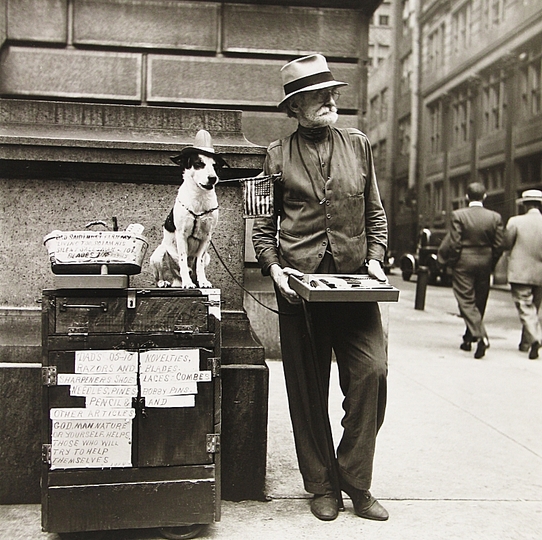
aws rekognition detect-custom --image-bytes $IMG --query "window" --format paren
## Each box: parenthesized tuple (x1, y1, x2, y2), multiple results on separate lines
(381, 88, 389, 122)
(483, 0, 507, 30)
(398, 115, 411, 157)
(482, 70, 507, 133)
(427, 23, 446, 73)
(400, 53, 412, 95)
(434, 182, 444, 215)
(451, 174, 469, 209)
(428, 101, 442, 154)
(519, 46, 542, 119)
(379, 15, 390, 26)
(479, 165, 504, 192)
(452, 1, 472, 54)
(451, 88, 472, 147)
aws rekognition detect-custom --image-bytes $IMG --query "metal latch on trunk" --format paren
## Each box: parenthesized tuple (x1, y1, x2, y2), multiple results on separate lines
(127, 290, 137, 309)
(207, 357, 221, 377)
(206, 434, 220, 453)
(42, 366, 57, 386)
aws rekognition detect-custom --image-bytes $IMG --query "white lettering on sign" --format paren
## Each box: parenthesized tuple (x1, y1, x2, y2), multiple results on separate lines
(50, 408, 136, 420)
(70, 385, 138, 397)
(57, 373, 137, 386)
(140, 381, 198, 396)
(85, 396, 133, 408)
(139, 349, 199, 373)
(50, 418, 132, 469)
(145, 395, 195, 408)
(75, 350, 138, 374)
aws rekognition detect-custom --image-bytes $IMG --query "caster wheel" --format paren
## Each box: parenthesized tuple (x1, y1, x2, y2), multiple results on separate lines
(158, 524, 206, 540)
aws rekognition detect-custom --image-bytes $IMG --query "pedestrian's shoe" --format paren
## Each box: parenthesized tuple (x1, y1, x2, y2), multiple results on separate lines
(519, 343, 530, 353)
(339, 478, 389, 521)
(474, 339, 487, 359)
(460, 341, 472, 351)
(310, 493, 339, 521)
(529, 341, 540, 360)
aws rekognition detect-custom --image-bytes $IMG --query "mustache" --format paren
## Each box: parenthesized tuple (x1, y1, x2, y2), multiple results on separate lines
(318, 106, 338, 115)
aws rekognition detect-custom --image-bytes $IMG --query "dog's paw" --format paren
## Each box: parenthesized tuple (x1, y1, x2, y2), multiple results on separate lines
(198, 280, 213, 288)
(156, 280, 171, 288)
(181, 281, 197, 289)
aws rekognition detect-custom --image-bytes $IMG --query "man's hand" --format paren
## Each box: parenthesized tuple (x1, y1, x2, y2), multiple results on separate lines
(270, 264, 304, 304)
(367, 259, 388, 283)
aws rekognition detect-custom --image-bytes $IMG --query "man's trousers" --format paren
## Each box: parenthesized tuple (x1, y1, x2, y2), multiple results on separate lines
(510, 283, 542, 347)
(275, 290, 388, 495)
(452, 247, 493, 342)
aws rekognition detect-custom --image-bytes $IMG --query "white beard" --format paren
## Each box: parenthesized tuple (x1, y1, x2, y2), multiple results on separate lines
(302, 107, 338, 127)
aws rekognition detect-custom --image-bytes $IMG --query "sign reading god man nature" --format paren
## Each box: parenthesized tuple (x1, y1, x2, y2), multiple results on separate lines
(50, 350, 138, 470)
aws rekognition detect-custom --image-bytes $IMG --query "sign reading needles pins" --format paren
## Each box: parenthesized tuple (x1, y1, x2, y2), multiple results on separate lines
(49, 348, 210, 469)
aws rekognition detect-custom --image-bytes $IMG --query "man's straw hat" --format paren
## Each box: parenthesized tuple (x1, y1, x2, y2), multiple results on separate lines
(516, 189, 542, 204)
(278, 54, 348, 107)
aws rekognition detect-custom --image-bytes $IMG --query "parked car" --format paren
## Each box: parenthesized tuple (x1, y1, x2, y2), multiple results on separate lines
(399, 228, 452, 285)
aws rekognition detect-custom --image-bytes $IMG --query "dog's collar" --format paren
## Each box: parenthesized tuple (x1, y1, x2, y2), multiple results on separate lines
(179, 201, 218, 218)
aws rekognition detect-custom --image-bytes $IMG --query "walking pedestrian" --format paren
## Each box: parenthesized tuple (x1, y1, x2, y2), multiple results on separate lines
(437, 182, 504, 358)
(252, 54, 389, 522)
(504, 189, 542, 360)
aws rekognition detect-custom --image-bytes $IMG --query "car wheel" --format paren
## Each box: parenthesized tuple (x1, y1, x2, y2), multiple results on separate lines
(402, 270, 412, 281)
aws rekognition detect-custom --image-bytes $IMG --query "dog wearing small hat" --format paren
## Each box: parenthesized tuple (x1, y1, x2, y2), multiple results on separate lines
(150, 130, 227, 288)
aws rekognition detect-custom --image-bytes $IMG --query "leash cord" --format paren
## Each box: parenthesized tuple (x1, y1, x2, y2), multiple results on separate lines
(210, 240, 293, 317)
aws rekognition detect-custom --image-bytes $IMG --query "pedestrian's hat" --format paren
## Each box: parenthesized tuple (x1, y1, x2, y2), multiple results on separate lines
(278, 54, 348, 108)
(516, 189, 542, 204)
(171, 129, 228, 167)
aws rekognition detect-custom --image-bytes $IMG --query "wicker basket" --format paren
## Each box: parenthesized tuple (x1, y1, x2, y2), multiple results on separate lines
(44, 229, 148, 275)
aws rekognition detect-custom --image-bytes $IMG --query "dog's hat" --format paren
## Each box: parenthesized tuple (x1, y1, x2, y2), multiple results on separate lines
(278, 53, 348, 108)
(516, 189, 542, 204)
(171, 129, 228, 167)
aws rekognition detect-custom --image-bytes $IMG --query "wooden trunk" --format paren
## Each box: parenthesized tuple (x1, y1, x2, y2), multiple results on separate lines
(41, 287, 221, 534)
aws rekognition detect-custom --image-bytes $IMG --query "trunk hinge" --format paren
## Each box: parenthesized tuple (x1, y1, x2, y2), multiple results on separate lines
(42, 444, 52, 464)
(42, 366, 57, 386)
(206, 434, 220, 453)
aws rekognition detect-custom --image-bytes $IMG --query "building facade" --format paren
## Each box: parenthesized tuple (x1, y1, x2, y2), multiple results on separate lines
(369, 0, 542, 259)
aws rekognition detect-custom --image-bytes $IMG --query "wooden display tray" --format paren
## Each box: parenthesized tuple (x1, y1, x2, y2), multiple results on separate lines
(289, 274, 400, 303)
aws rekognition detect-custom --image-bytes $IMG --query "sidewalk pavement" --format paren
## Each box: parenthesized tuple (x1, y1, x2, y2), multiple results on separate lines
(1, 274, 541, 540)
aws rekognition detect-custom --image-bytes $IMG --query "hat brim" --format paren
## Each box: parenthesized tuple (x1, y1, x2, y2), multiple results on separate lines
(278, 80, 348, 108)
(171, 146, 228, 167)
(516, 197, 542, 204)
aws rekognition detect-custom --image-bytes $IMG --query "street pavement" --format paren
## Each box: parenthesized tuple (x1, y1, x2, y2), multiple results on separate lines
(1, 272, 541, 539)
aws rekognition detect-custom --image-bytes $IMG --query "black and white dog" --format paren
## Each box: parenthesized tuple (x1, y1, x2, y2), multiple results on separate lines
(150, 130, 227, 288)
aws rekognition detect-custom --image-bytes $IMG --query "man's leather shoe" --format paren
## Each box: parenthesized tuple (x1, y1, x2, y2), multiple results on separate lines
(310, 493, 338, 521)
(460, 341, 472, 351)
(474, 339, 487, 359)
(529, 341, 540, 360)
(339, 478, 389, 521)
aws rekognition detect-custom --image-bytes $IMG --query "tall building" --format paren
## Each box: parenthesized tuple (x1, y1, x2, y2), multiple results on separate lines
(368, 0, 542, 260)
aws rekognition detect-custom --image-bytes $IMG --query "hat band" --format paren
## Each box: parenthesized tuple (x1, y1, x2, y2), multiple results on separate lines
(284, 71, 335, 96)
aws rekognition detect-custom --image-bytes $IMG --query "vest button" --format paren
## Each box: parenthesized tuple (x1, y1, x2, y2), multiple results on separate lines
(318, 253, 323, 258)
(326, 214, 331, 219)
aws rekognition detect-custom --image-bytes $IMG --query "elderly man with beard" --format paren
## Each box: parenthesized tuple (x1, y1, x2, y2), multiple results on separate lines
(252, 54, 389, 522)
